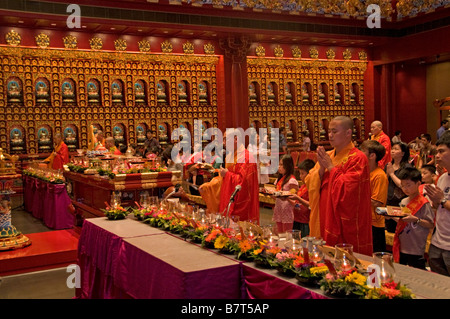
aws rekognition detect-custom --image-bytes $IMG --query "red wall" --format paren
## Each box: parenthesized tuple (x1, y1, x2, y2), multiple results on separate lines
(390, 64, 427, 143)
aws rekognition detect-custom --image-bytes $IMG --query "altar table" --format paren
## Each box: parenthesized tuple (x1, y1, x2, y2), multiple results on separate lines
(22, 175, 74, 230)
(76, 217, 242, 299)
(76, 217, 450, 299)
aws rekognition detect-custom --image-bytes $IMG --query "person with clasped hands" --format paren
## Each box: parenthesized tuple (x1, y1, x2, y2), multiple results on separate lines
(424, 131, 450, 276)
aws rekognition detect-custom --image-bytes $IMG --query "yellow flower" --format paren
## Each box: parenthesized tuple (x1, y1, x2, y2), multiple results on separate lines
(310, 266, 329, 275)
(253, 248, 263, 255)
(345, 271, 367, 286)
(214, 235, 229, 249)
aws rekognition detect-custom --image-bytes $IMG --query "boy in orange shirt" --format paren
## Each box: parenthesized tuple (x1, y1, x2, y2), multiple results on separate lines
(360, 140, 389, 253)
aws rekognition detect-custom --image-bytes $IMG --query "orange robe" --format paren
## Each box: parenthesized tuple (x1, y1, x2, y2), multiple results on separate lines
(45, 141, 69, 170)
(371, 131, 392, 169)
(306, 142, 373, 255)
(219, 148, 260, 223)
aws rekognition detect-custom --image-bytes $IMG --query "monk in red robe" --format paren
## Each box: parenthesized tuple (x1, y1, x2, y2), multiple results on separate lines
(370, 120, 391, 169)
(199, 132, 259, 223)
(44, 133, 69, 170)
(306, 116, 373, 255)
(219, 135, 259, 223)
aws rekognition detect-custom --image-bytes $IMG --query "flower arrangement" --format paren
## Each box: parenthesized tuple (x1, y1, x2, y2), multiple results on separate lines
(23, 168, 65, 184)
(319, 270, 415, 299)
(67, 163, 88, 173)
(250, 241, 283, 268)
(101, 204, 129, 220)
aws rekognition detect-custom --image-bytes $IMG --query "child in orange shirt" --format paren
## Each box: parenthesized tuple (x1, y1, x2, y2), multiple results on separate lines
(360, 140, 389, 253)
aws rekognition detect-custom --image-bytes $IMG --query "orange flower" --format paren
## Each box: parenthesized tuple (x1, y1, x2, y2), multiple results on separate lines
(379, 287, 401, 299)
(239, 240, 252, 253)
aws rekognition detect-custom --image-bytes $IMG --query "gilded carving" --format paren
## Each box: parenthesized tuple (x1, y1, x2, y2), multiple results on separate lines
(89, 37, 103, 50)
(5, 30, 21, 46)
(63, 35, 78, 49)
(203, 43, 215, 55)
(35, 34, 50, 48)
(114, 39, 127, 51)
(138, 40, 151, 52)
(255, 45, 265, 57)
(343, 48, 352, 60)
(274, 45, 283, 58)
(309, 47, 319, 59)
(291, 46, 301, 58)
(183, 41, 194, 54)
(161, 40, 173, 53)
(326, 48, 336, 60)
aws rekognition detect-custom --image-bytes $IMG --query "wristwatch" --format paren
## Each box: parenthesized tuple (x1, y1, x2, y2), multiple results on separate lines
(440, 198, 447, 208)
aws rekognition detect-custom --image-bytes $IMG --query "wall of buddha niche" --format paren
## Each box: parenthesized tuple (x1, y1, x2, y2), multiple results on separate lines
(0, 32, 219, 155)
(248, 45, 367, 147)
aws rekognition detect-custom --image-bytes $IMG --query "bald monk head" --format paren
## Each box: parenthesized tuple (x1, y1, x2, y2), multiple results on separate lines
(329, 116, 354, 153)
(370, 120, 383, 137)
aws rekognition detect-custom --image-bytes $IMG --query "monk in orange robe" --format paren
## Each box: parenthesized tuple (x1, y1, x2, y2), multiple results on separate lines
(370, 120, 391, 169)
(44, 133, 69, 170)
(306, 116, 373, 255)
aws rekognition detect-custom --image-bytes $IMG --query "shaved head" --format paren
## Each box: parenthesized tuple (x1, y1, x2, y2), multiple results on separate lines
(332, 116, 354, 132)
(371, 121, 382, 129)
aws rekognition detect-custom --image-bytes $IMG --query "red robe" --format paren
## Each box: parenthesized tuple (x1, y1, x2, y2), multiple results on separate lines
(46, 141, 69, 170)
(306, 142, 373, 255)
(371, 131, 392, 169)
(219, 148, 259, 223)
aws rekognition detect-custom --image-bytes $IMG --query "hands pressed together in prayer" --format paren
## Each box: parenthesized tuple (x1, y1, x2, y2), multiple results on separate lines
(316, 146, 334, 178)
(424, 183, 445, 208)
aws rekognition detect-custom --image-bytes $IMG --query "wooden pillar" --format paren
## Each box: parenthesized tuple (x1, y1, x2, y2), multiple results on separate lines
(217, 36, 250, 131)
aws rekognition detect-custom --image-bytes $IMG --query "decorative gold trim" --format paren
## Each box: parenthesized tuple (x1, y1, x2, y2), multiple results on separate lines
(63, 35, 78, 49)
(138, 40, 151, 52)
(291, 46, 301, 58)
(358, 50, 367, 61)
(255, 45, 265, 57)
(161, 40, 173, 53)
(203, 43, 215, 55)
(183, 41, 194, 54)
(343, 48, 352, 60)
(89, 37, 103, 50)
(274, 45, 283, 58)
(35, 33, 50, 49)
(309, 47, 319, 59)
(326, 48, 336, 60)
(114, 39, 127, 51)
(6, 30, 21, 46)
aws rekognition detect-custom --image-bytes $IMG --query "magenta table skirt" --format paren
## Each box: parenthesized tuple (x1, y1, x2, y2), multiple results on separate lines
(76, 217, 243, 299)
(23, 175, 74, 229)
(242, 264, 328, 299)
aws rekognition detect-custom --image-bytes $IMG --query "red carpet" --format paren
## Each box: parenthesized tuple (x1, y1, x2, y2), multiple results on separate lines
(0, 230, 79, 276)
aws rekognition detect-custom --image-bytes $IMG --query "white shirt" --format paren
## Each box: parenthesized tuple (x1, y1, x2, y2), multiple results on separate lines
(432, 173, 450, 251)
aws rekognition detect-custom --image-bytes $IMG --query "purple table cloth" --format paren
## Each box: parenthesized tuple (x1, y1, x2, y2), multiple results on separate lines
(242, 264, 328, 299)
(76, 218, 242, 299)
(76, 217, 165, 299)
(44, 182, 74, 229)
(24, 175, 73, 230)
(114, 235, 242, 299)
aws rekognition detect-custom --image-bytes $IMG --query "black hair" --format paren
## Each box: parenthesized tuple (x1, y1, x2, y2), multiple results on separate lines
(391, 141, 410, 165)
(398, 166, 422, 183)
(436, 130, 450, 148)
(421, 164, 436, 175)
(278, 155, 295, 188)
(298, 159, 315, 173)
